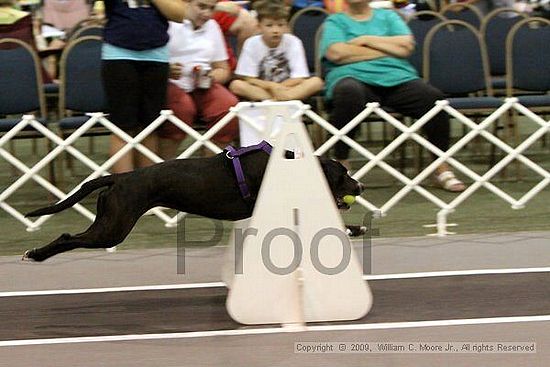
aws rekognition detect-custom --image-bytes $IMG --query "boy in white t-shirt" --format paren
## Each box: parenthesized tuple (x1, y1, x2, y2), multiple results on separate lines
(229, 0, 323, 101)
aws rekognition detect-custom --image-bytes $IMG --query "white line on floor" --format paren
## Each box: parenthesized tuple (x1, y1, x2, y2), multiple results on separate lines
(2, 266, 549, 297)
(1, 315, 550, 347)
(0, 282, 226, 297)
(364, 267, 550, 280)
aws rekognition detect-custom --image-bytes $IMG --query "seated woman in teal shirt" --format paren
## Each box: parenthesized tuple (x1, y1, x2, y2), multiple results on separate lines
(320, 0, 465, 192)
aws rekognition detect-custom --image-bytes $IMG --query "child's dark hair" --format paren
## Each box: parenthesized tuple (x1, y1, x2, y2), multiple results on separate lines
(253, 0, 288, 22)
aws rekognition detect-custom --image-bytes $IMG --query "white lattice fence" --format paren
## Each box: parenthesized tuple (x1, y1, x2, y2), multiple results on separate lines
(0, 99, 548, 236)
(307, 98, 550, 235)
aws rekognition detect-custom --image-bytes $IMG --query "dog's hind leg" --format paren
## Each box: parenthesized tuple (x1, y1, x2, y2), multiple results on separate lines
(23, 188, 146, 262)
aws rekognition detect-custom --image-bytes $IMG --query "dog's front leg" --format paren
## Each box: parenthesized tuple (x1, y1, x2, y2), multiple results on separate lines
(345, 225, 368, 237)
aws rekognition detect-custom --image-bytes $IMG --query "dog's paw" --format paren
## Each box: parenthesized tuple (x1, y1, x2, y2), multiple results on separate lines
(345, 225, 367, 237)
(21, 249, 38, 262)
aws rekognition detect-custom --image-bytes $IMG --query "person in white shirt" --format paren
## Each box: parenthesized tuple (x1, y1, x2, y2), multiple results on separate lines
(229, 0, 323, 101)
(159, 0, 239, 159)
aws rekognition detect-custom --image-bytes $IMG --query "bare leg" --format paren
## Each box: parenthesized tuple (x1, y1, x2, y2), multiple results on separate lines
(159, 138, 181, 160)
(110, 133, 159, 172)
(229, 79, 273, 101)
(135, 133, 159, 167)
(109, 134, 134, 173)
(435, 162, 450, 176)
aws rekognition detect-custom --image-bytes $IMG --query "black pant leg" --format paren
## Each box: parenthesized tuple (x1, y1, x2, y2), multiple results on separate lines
(383, 79, 450, 152)
(330, 78, 382, 160)
(137, 61, 169, 127)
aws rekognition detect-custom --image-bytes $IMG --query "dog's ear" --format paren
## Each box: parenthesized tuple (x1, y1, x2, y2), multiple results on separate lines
(318, 157, 342, 184)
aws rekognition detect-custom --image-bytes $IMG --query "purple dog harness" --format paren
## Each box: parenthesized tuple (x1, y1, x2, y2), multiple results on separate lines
(225, 140, 272, 200)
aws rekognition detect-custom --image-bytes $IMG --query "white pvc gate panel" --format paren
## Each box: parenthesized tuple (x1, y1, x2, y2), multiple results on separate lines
(0, 99, 548, 236)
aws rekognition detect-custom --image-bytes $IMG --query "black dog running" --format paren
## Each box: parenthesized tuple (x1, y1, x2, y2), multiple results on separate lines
(23, 142, 364, 262)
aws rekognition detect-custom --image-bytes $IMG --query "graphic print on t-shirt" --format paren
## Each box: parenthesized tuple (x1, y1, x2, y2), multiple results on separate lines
(258, 49, 290, 83)
(125, 0, 151, 8)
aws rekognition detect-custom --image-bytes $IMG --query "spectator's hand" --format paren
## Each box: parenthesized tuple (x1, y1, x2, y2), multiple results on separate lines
(214, 1, 242, 15)
(49, 38, 66, 51)
(169, 63, 183, 79)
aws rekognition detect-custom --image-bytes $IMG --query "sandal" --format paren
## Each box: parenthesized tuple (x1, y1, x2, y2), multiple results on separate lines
(434, 171, 466, 193)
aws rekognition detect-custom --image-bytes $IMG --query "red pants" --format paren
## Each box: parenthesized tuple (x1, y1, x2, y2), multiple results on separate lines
(160, 82, 239, 143)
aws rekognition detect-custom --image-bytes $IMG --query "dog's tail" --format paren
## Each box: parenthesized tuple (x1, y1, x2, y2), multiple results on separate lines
(25, 176, 116, 217)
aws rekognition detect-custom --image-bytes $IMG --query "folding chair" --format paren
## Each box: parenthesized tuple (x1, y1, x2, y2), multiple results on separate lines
(57, 35, 108, 179)
(289, 6, 329, 74)
(64, 16, 105, 40)
(289, 7, 329, 144)
(67, 24, 104, 41)
(480, 8, 528, 93)
(505, 17, 550, 163)
(406, 10, 447, 76)
(0, 38, 54, 181)
(424, 20, 502, 166)
(505, 17, 550, 111)
(440, 3, 483, 29)
(424, 20, 500, 111)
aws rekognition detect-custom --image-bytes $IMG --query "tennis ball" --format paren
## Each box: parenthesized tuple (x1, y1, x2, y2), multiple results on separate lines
(343, 195, 355, 205)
